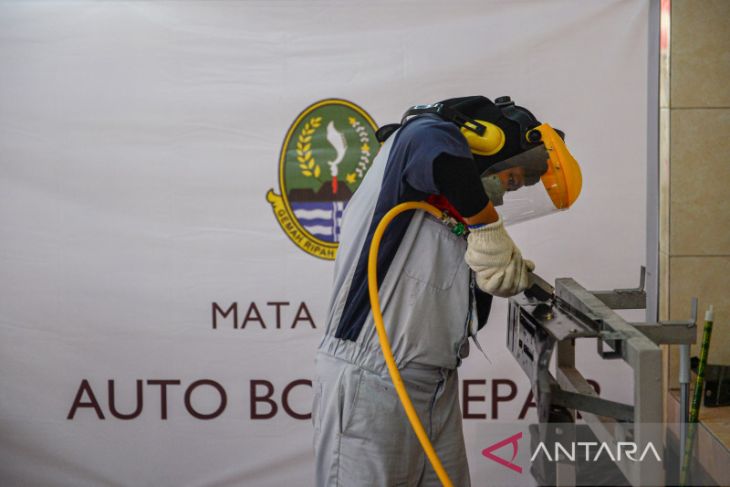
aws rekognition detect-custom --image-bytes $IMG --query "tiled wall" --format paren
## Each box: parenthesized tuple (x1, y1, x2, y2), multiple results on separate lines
(665, 0, 730, 387)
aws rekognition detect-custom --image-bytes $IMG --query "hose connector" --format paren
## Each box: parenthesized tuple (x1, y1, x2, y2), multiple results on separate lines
(439, 211, 468, 237)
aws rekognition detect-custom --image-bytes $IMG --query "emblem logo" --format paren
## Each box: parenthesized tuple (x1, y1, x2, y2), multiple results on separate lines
(482, 431, 523, 474)
(267, 99, 379, 259)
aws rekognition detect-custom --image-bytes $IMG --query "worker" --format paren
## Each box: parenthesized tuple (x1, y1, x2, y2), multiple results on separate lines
(312, 95, 564, 486)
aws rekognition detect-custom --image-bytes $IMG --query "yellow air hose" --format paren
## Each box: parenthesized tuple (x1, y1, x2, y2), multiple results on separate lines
(367, 201, 454, 487)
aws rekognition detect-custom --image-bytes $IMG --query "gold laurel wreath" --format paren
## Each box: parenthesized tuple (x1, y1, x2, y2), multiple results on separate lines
(297, 117, 322, 180)
(345, 117, 373, 184)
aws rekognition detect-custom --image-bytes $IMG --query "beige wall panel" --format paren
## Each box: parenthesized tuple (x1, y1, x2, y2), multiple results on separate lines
(669, 109, 730, 255)
(671, 0, 730, 107)
(670, 256, 730, 364)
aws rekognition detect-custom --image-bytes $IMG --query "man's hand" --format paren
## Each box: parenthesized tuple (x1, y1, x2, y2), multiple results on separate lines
(464, 216, 534, 297)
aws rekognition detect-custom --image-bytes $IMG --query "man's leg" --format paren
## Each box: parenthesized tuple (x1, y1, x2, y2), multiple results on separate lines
(418, 369, 470, 487)
(315, 354, 416, 486)
(315, 353, 464, 486)
(336, 364, 427, 486)
(313, 353, 363, 486)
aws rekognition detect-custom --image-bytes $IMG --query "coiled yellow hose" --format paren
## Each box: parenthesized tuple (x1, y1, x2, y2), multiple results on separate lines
(367, 201, 453, 487)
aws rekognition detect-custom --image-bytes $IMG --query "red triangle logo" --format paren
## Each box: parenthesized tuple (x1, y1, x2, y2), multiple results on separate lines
(481, 431, 523, 474)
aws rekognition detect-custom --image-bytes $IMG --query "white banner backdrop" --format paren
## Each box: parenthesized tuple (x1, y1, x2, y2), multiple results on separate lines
(0, 1, 648, 486)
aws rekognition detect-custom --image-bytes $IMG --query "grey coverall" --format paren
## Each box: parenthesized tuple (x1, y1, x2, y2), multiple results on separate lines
(313, 116, 487, 486)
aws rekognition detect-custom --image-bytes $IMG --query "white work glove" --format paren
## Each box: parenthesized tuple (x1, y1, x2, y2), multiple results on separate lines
(464, 216, 535, 297)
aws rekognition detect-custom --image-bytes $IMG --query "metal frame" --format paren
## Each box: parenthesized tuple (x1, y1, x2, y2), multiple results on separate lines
(507, 269, 696, 486)
(508, 4, 675, 484)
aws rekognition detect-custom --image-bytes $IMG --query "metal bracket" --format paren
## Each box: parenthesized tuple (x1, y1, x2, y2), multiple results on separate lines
(632, 298, 698, 345)
(615, 265, 646, 294)
(590, 266, 647, 310)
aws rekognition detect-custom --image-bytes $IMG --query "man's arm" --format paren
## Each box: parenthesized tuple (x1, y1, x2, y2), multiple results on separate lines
(432, 152, 532, 297)
(432, 154, 499, 225)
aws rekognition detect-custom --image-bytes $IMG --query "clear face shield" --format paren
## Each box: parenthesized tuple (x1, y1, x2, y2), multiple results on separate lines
(480, 124, 582, 225)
